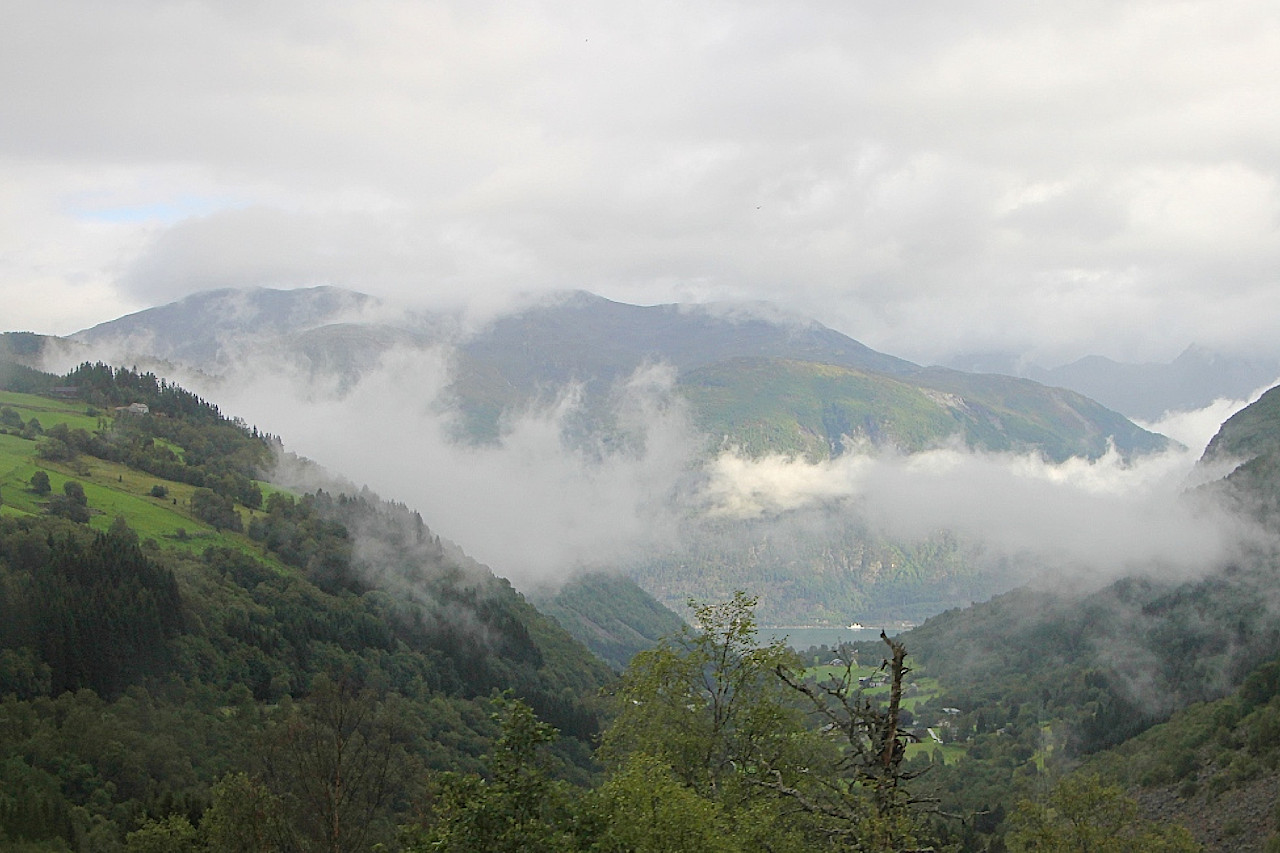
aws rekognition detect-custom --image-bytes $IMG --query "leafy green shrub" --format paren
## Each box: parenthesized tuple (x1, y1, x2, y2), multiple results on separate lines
(190, 488, 242, 532)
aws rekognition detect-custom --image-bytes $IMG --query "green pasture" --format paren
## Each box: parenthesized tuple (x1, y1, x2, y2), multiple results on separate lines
(804, 665, 943, 709)
(901, 676, 942, 712)
(904, 742, 966, 764)
(0, 390, 102, 432)
(0, 391, 288, 568)
(800, 660, 965, 764)
(0, 432, 48, 514)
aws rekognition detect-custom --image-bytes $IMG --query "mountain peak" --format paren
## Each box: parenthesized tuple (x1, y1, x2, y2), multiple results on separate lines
(71, 285, 379, 366)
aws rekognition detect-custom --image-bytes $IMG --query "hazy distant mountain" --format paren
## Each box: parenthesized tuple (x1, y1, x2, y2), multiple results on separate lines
(450, 291, 1165, 460)
(71, 285, 380, 367)
(946, 345, 1280, 421)
(459, 290, 918, 382)
(679, 358, 1164, 463)
(67, 286, 1167, 462)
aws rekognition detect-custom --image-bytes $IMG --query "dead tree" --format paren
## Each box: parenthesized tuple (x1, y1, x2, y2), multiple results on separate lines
(772, 632, 938, 852)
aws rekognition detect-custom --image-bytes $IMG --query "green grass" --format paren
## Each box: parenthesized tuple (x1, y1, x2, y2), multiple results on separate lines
(901, 676, 942, 712)
(803, 665, 943, 708)
(799, 660, 965, 764)
(905, 741, 966, 764)
(0, 390, 291, 569)
(0, 432, 49, 515)
(0, 390, 102, 432)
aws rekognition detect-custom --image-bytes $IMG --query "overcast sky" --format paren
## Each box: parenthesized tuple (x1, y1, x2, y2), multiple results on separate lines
(3, 0, 1279, 366)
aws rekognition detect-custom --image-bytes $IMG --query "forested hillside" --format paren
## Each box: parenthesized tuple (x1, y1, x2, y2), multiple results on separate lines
(0, 361, 613, 850)
(0, 358, 997, 852)
(877, 384, 1280, 851)
(634, 515, 1000, 626)
(5, 352, 1279, 852)
(527, 572, 687, 671)
(0, 356, 1120, 853)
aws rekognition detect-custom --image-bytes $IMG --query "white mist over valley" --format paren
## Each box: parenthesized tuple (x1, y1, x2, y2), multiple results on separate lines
(39, 288, 1277, 627)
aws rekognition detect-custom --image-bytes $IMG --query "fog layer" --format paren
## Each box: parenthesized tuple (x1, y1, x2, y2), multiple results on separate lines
(139, 343, 1267, 593)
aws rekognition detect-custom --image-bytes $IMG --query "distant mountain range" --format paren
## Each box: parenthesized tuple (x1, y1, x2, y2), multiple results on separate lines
(63, 286, 1167, 463)
(947, 346, 1280, 422)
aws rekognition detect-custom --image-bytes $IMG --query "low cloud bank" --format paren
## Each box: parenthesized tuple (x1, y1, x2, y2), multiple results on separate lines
(62, 341, 1266, 594)
(188, 349, 699, 588)
(1137, 381, 1279, 453)
(701, 440, 1250, 586)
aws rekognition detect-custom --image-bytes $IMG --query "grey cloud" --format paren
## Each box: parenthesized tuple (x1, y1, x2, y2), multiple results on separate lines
(3, 0, 1280, 366)
(169, 348, 699, 588)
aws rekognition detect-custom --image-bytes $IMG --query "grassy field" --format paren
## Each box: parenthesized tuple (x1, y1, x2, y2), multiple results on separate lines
(904, 741, 966, 764)
(0, 390, 287, 568)
(800, 659, 969, 764)
(0, 390, 102, 432)
(804, 663, 939, 701)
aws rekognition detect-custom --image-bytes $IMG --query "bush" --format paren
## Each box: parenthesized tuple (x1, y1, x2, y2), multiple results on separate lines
(63, 480, 87, 505)
(36, 437, 74, 462)
(47, 494, 90, 523)
(190, 488, 243, 532)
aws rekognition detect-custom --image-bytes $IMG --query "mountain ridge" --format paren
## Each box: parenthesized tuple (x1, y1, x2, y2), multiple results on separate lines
(947, 344, 1280, 421)
(64, 285, 1168, 462)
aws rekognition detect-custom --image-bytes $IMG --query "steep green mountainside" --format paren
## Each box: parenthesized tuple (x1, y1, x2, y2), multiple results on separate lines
(681, 358, 960, 460)
(1075, 657, 1280, 851)
(886, 563, 1280, 850)
(526, 572, 688, 672)
(1202, 383, 1280, 465)
(449, 292, 1167, 460)
(681, 358, 1167, 462)
(0, 361, 614, 850)
(1194, 383, 1280, 525)
(883, 382, 1280, 850)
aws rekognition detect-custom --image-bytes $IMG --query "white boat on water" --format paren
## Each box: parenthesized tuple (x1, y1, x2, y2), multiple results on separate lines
(847, 622, 865, 630)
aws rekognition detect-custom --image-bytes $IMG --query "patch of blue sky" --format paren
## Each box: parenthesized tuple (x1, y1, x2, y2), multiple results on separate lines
(67, 194, 243, 224)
